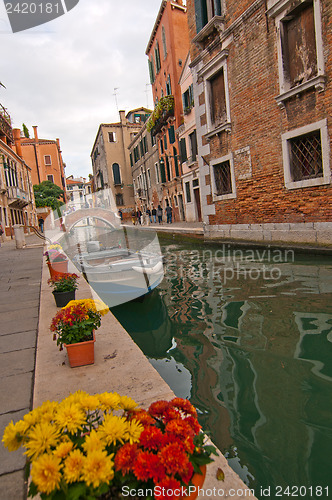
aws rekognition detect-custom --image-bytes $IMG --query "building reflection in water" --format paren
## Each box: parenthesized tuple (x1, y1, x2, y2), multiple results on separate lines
(113, 240, 332, 497)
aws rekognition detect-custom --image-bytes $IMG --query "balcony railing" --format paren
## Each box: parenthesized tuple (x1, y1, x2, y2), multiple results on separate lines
(7, 185, 30, 208)
(147, 95, 175, 136)
(0, 104, 13, 143)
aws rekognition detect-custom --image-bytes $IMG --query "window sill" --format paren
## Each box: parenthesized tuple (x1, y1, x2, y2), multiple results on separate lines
(276, 75, 326, 107)
(204, 122, 231, 140)
(212, 191, 236, 202)
(285, 175, 331, 190)
(193, 16, 225, 47)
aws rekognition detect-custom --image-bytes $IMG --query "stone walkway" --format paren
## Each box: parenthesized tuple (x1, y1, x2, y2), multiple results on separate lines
(0, 234, 44, 500)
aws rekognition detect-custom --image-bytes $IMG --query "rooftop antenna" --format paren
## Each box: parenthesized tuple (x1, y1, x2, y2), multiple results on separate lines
(113, 87, 119, 113)
(145, 84, 151, 109)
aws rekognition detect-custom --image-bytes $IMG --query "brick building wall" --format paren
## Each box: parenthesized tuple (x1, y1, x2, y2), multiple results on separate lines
(187, 0, 332, 243)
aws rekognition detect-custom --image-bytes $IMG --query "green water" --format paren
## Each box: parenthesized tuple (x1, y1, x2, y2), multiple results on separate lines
(111, 238, 332, 499)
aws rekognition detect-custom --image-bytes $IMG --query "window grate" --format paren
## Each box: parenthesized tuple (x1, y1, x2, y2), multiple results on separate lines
(290, 130, 323, 181)
(213, 160, 232, 195)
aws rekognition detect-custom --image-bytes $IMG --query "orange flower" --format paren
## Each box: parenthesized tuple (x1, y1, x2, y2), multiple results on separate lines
(139, 427, 165, 451)
(114, 443, 138, 476)
(159, 442, 189, 476)
(170, 398, 197, 417)
(133, 450, 166, 483)
(155, 477, 182, 499)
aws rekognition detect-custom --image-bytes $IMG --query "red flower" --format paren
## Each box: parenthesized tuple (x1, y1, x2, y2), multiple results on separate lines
(149, 400, 170, 418)
(183, 416, 201, 435)
(139, 427, 165, 451)
(130, 409, 156, 427)
(159, 442, 189, 476)
(170, 398, 197, 417)
(165, 419, 195, 441)
(155, 477, 182, 499)
(133, 451, 165, 482)
(115, 443, 138, 475)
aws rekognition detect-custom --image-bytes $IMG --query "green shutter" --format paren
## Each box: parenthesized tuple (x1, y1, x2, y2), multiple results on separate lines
(160, 159, 166, 183)
(214, 0, 222, 16)
(195, 0, 208, 33)
(180, 138, 187, 163)
(168, 126, 175, 144)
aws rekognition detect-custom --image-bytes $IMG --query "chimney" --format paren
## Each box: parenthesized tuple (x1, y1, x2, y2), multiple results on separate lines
(119, 110, 126, 124)
(33, 125, 38, 142)
(13, 128, 23, 158)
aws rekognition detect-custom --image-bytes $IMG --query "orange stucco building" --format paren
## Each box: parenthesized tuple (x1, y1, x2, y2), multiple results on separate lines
(16, 126, 67, 199)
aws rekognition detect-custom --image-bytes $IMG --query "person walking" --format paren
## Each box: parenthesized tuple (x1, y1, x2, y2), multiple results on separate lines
(166, 205, 173, 224)
(152, 206, 157, 223)
(157, 205, 163, 224)
(136, 209, 142, 225)
(38, 217, 44, 233)
(146, 208, 152, 224)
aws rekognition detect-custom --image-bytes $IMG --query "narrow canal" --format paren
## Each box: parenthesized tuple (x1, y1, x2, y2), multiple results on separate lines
(111, 235, 332, 499)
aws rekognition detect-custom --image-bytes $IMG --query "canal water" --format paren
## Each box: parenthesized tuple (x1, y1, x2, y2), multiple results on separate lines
(111, 235, 332, 499)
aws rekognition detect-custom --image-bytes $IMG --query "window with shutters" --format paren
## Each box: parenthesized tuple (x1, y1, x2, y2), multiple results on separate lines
(209, 69, 226, 126)
(210, 154, 236, 200)
(168, 126, 175, 145)
(44, 155, 52, 166)
(185, 181, 192, 203)
(162, 26, 167, 59)
(281, 119, 331, 189)
(194, 0, 223, 34)
(115, 193, 123, 206)
(112, 163, 122, 186)
(182, 84, 194, 114)
(189, 130, 198, 163)
(267, 0, 325, 105)
(148, 57, 155, 84)
(155, 42, 161, 74)
(173, 147, 179, 177)
(180, 138, 187, 163)
(155, 163, 160, 184)
(108, 132, 116, 143)
(199, 53, 231, 138)
(166, 75, 172, 96)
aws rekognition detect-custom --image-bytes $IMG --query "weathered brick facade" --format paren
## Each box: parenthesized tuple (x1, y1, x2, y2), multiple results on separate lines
(187, 0, 332, 242)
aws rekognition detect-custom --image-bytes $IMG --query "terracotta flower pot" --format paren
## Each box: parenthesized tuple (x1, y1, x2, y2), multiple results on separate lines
(47, 260, 69, 279)
(64, 332, 95, 368)
(52, 290, 76, 308)
(185, 465, 206, 499)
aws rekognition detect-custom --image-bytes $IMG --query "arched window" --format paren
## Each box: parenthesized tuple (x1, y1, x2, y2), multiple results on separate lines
(112, 163, 121, 185)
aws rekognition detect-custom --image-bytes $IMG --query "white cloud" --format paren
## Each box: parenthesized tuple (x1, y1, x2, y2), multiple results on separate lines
(0, 0, 160, 178)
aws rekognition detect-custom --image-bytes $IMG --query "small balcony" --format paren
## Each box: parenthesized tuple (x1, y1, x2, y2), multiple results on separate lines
(0, 104, 13, 143)
(7, 185, 30, 208)
(147, 96, 175, 136)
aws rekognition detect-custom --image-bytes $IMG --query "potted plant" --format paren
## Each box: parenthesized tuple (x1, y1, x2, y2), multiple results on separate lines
(2, 391, 217, 499)
(48, 273, 79, 307)
(50, 299, 109, 367)
(44, 244, 69, 278)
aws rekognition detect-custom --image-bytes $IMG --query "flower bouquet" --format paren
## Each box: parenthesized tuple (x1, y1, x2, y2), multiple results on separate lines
(48, 273, 79, 307)
(50, 299, 109, 367)
(2, 391, 217, 499)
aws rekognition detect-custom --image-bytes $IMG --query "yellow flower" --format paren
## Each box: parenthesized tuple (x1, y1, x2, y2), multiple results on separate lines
(82, 449, 114, 488)
(63, 449, 85, 483)
(125, 419, 144, 444)
(64, 298, 108, 316)
(30, 453, 62, 495)
(53, 440, 74, 459)
(97, 415, 128, 446)
(66, 390, 99, 412)
(119, 395, 138, 411)
(82, 429, 105, 454)
(55, 402, 86, 434)
(2, 420, 26, 451)
(25, 422, 60, 459)
(98, 392, 121, 412)
(38, 400, 58, 423)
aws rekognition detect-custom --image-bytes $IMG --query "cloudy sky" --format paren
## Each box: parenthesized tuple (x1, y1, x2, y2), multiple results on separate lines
(0, 0, 164, 179)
